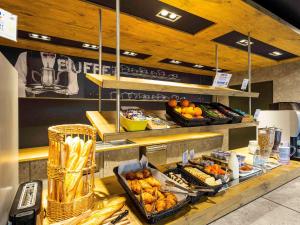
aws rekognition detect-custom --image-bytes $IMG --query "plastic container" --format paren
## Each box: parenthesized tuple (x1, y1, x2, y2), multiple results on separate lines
(163, 167, 206, 204)
(165, 103, 210, 127)
(210, 102, 244, 123)
(177, 164, 223, 196)
(120, 114, 148, 131)
(228, 152, 239, 179)
(197, 103, 231, 125)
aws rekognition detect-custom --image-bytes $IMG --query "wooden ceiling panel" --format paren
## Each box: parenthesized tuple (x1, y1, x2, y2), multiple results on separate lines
(0, 0, 299, 76)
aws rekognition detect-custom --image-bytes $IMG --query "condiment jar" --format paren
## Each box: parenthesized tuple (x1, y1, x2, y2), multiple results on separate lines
(248, 140, 259, 154)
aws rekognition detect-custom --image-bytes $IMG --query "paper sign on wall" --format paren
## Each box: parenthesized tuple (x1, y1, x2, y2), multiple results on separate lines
(212, 72, 232, 88)
(241, 79, 249, 90)
(0, 8, 17, 42)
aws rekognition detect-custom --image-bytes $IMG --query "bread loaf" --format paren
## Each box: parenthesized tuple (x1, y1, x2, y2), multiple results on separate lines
(77, 197, 126, 225)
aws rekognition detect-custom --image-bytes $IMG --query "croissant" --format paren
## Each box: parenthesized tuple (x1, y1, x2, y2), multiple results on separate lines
(138, 180, 152, 189)
(155, 199, 166, 212)
(141, 192, 156, 204)
(144, 177, 161, 187)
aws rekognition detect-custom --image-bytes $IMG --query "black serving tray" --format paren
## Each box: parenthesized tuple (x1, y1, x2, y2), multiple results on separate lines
(197, 103, 231, 125)
(163, 167, 206, 204)
(165, 103, 211, 127)
(113, 164, 190, 224)
(210, 102, 243, 124)
(177, 164, 223, 196)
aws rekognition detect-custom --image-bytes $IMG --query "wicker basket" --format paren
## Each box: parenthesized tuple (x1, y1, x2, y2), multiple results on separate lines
(47, 124, 96, 222)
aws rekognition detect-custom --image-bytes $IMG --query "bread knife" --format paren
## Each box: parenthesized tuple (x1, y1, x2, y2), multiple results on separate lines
(109, 210, 129, 225)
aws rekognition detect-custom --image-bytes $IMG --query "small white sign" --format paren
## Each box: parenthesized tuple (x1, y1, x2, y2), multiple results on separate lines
(182, 150, 189, 165)
(0, 8, 17, 42)
(241, 79, 249, 91)
(254, 109, 261, 119)
(213, 72, 232, 88)
(190, 149, 195, 160)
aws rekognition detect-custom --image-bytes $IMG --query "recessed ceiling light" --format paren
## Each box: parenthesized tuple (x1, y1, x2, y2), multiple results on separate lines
(123, 51, 138, 57)
(29, 33, 51, 41)
(170, 59, 181, 64)
(268, 51, 283, 56)
(160, 9, 169, 17)
(156, 9, 181, 22)
(236, 39, 253, 46)
(82, 43, 99, 50)
(193, 64, 204, 68)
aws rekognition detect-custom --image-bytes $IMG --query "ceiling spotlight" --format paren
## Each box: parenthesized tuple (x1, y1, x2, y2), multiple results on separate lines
(82, 43, 98, 50)
(269, 51, 283, 56)
(160, 9, 169, 17)
(193, 64, 204, 68)
(156, 9, 181, 22)
(170, 59, 181, 64)
(29, 33, 51, 41)
(236, 39, 253, 47)
(123, 51, 138, 57)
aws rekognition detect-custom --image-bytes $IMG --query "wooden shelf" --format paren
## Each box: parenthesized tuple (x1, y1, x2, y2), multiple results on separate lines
(86, 73, 259, 98)
(86, 111, 258, 142)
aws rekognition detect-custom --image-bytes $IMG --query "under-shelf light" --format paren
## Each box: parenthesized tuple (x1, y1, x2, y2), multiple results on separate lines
(193, 64, 204, 68)
(82, 43, 98, 50)
(29, 33, 51, 41)
(236, 39, 253, 47)
(123, 51, 138, 57)
(169, 59, 181, 64)
(268, 51, 283, 56)
(156, 9, 181, 22)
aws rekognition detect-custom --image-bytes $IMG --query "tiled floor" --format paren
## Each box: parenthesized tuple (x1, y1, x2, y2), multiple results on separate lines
(210, 177, 300, 225)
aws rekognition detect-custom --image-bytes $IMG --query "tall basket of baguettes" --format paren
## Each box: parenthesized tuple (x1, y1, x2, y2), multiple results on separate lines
(47, 124, 96, 222)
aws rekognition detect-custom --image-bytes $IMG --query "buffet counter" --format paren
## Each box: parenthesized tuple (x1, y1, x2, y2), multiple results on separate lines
(42, 148, 300, 225)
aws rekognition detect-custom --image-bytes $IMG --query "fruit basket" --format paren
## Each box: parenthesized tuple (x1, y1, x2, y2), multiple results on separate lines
(197, 103, 231, 125)
(210, 102, 244, 123)
(165, 99, 210, 127)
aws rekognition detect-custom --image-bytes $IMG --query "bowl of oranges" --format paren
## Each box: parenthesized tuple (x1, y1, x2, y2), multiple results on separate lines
(166, 99, 210, 127)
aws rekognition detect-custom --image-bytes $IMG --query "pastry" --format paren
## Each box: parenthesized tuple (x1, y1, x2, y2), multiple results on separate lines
(128, 180, 142, 194)
(125, 172, 136, 180)
(144, 177, 161, 187)
(144, 204, 154, 213)
(142, 169, 151, 178)
(139, 180, 152, 189)
(155, 199, 166, 212)
(135, 171, 144, 179)
(141, 192, 156, 204)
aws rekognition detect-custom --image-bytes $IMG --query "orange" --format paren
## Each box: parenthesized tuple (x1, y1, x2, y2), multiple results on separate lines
(194, 107, 202, 116)
(181, 107, 188, 114)
(189, 103, 195, 108)
(186, 106, 195, 115)
(168, 99, 177, 108)
(180, 99, 190, 107)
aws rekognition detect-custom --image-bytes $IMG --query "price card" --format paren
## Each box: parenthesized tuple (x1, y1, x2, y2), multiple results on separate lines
(212, 72, 232, 88)
(241, 79, 249, 91)
(190, 149, 195, 160)
(0, 8, 17, 42)
(182, 150, 189, 165)
(254, 109, 261, 120)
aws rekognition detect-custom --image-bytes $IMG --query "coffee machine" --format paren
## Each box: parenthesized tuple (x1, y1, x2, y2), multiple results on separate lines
(257, 102, 300, 161)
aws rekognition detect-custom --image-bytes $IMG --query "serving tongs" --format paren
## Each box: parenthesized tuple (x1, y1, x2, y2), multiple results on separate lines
(165, 180, 214, 194)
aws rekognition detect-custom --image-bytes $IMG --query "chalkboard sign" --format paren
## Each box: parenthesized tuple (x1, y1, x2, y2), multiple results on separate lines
(0, 45, 213, 148)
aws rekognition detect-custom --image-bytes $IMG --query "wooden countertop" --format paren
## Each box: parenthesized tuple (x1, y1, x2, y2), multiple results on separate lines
(42, 148, 300, 225)
(19, 132, 222, 163)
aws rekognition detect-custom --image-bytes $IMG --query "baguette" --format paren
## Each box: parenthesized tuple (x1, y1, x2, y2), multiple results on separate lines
(77, 198, 125, 225)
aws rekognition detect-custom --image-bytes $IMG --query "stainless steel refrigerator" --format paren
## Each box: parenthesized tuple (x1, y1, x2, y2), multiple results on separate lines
(0, 52, 18, 225)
